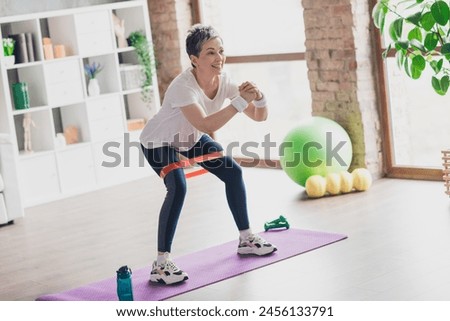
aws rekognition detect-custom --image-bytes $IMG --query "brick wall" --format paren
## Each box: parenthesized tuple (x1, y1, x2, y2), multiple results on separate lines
(175, 0, 194, 71)
(147, 0, 191, 101)
(302, 0, 383, 177)
(351, 0, 383, 177)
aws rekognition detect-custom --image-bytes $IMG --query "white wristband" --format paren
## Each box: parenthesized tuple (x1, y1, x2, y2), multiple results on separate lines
(231, 95, 248, 113)
(253, 93, 267, 108)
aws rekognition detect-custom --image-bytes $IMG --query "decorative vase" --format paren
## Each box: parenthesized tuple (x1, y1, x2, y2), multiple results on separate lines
(88, 78, 100, 96)
(3, 55, 15, 67)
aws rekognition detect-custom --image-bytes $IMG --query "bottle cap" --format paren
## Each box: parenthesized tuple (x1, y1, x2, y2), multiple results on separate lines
(117, 265, 132, 278)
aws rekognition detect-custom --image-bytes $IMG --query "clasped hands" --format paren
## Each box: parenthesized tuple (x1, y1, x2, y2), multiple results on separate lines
(230, 81, 265, 113)
(239, 81, 263, 103)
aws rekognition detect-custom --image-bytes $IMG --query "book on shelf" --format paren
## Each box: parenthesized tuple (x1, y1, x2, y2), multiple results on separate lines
(25, 33, 35, 62)
(10, 33, 28, 63)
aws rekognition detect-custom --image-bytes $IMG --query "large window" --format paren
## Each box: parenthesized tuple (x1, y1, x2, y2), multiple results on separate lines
(371, 0, 446, 179)
(386, 61, 450, 168)
(193, 0, 310, 165)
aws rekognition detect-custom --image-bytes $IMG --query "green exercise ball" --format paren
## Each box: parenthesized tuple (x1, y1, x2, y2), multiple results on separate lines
(280, 116, 353, 187)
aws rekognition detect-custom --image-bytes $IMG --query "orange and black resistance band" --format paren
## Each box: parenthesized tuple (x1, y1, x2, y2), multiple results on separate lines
(159, 151, 223, 179)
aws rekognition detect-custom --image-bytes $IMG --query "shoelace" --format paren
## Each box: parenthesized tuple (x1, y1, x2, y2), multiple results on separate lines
(246, 234, 266, 245)
(162, 260, 179, 272)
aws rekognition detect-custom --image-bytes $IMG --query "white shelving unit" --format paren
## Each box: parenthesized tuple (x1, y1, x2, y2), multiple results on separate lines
(0, 0, 160, 208)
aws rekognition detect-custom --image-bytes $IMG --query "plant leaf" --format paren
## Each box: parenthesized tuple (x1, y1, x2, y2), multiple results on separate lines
(432, 75, 441, 92)
(430, 58, 444, 73)
(424, 33, 439, 51)
(396, 40, 409, 51)
(396, 49, 405, 69)
(410, 53, 425, 79)
(441, 43, 450, 59)
(441, 43, 450, 54)
(440, 75, 449, 94)
(382, 43, 392, 59)
(408, 27, 422, 41)
(407, 12, 422, 25)
(438, 26, 446, 37)
(429, 60, 438, 73)
(431, 75, 449, 95)
(372, 2, 388, 32)
(412, 55, 426, 71)
(411, 64, 422, 79)
(431, 1, 450, 26)
(404, 56, 412, 78)
(389, 18, 404, 41)
(420, 12, 435, 31)
(437, 58, 443, 72)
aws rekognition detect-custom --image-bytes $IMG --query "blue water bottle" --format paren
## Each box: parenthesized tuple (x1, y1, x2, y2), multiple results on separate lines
(116, 265, 134, 301)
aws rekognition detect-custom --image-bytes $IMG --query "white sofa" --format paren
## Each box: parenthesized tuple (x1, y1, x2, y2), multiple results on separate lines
(0, 134, 24, 225)
(0, 170, 6, 223)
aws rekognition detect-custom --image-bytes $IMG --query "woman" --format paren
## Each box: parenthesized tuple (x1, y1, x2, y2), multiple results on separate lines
(140, 24, 276, 285)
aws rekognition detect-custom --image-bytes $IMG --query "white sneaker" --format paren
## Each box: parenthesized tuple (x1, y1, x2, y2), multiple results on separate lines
(149, 259, 189, 285)
(237, 234, 277, 256)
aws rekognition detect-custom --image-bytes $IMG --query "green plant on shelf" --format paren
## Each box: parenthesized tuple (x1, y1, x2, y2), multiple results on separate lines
(3, 37, 15, 56)
(84, 61, 103, 79)
(127, 30, 156, 104)
(373, 0, 450, 96)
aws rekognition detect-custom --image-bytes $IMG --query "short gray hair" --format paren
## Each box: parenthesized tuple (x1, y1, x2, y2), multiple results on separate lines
(186, 24, 222, 67)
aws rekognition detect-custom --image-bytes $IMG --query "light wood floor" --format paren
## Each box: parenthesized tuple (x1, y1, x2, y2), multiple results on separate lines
(1, 167, 449, 301)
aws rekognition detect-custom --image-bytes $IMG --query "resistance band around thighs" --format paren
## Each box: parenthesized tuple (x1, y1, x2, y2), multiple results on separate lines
(159, 151, 224, 179)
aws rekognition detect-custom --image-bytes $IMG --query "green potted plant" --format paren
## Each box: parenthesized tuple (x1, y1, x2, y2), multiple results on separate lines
(2, 37, 15, 66)
(84, 61, 103, 96)
(373, 0, 450, 95)
(127, 30, 156, 104)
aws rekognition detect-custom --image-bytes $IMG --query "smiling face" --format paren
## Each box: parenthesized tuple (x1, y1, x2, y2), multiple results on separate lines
(190, 37, 226, 76)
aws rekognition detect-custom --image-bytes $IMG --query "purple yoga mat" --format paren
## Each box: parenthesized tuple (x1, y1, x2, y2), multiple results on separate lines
(37, 228, 347, 301)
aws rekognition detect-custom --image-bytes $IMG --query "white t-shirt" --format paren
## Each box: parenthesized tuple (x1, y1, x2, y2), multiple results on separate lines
(140, 67, 239, 151)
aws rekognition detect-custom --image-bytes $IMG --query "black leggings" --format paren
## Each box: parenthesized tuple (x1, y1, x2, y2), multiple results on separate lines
(141, 135, 250, 252)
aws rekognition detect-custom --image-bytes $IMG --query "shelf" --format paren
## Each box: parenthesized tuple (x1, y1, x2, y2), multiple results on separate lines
(0, 0, 160, 208)
(55, 141, 91, 151)
(122, 87, 142, 95)
(12, 105, 49, 115)
(42, 55, 80, 64)
(116, 46, 135, 54)
(5, 60, 42, 70)
(18, 149, 54, 159)
(85, 91, 120, 101)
